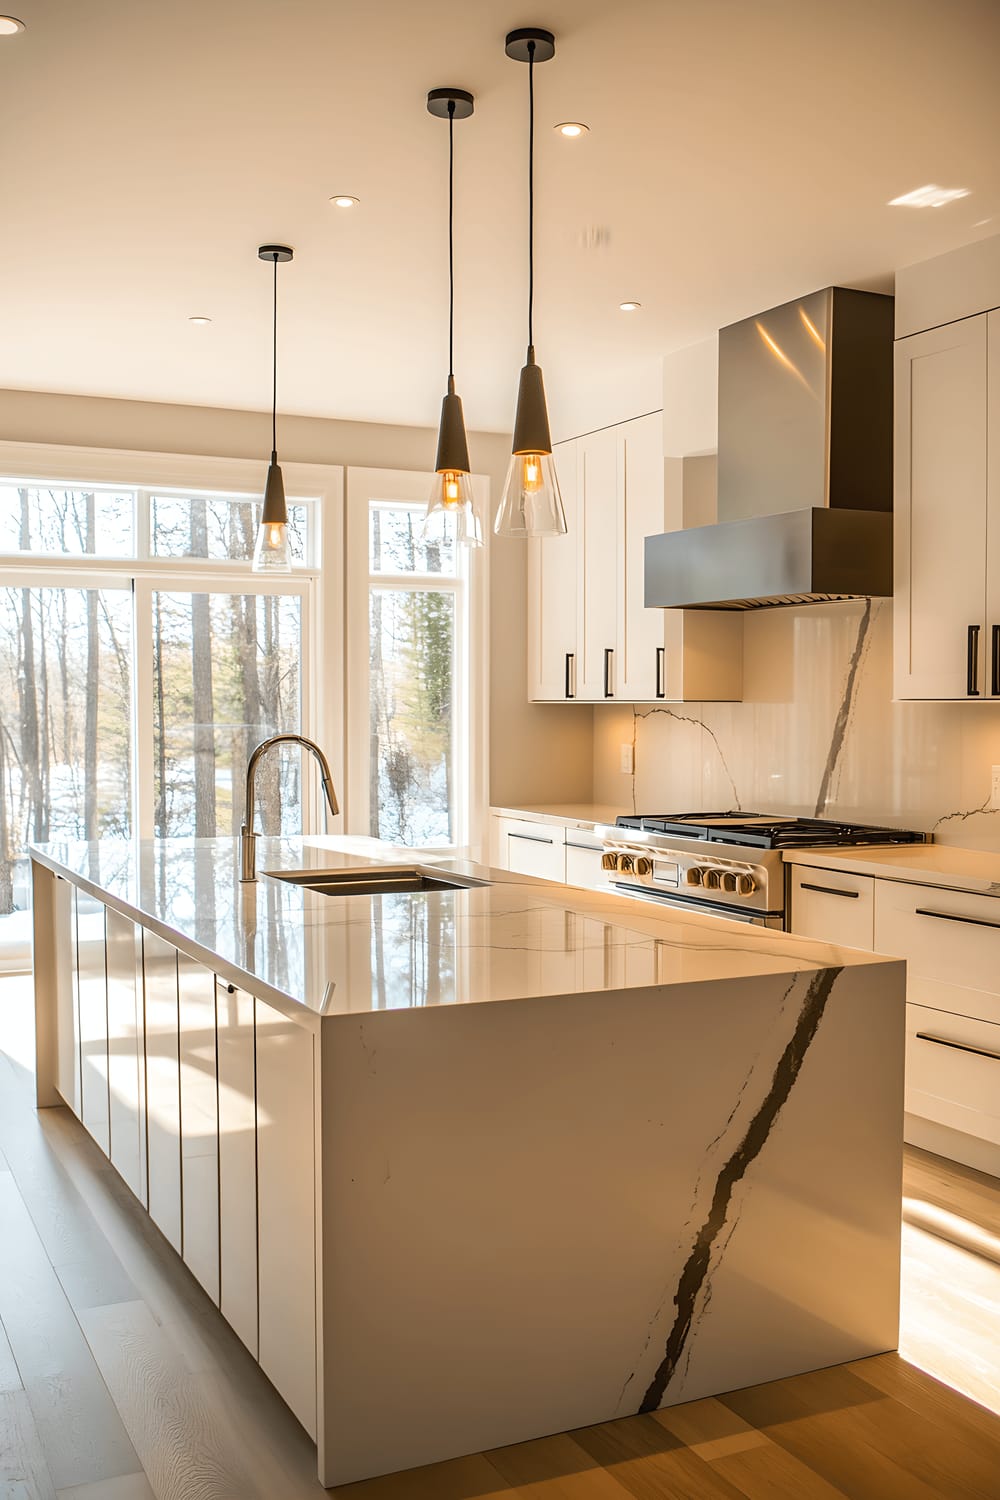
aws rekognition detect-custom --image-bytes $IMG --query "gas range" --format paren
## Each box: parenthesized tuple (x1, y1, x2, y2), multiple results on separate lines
(595, 812, 928, 928)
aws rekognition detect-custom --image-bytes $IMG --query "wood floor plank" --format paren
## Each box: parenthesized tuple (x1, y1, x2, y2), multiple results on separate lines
(721, 1364, 990, 1500)
(0, 1313, 23, 1395)
(0, 1176, 140, 1492)
(570, 1413, 749, 1500)
(76, 1299, 268, 1500)
(330, 1453, 514, 1499)
(56, 1470, 158, 1499)
(0, 1388, 58, 1500)
(652, 1398, 848, 1499)
(484, 1433, 636, 1497)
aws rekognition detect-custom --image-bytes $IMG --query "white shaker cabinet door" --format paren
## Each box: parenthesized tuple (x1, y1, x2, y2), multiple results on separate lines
(105, 908, 146, 1206)
(217, 979, 258, 1357)
(144, 930, 182, 1254)
(528, 439, 580, 700)
(256, 997, 316, 1438)
(617, 413, 666, 701)
(77, 895, 109, 1156)
(577, 426, 620, 700)
(894, 314, 989, 699)
(178, 950, 219, 1303)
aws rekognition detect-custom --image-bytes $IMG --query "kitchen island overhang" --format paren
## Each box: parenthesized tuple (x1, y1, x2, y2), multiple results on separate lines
(30, 836, 905, 1488)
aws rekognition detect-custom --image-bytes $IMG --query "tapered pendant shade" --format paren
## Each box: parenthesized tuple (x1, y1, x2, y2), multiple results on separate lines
(494, 27, 566, 540)
(253, 244, 293, 573)
(494, 349, 566, 538)
(253, 452, 292, 571)
(423, 87, 483, 549)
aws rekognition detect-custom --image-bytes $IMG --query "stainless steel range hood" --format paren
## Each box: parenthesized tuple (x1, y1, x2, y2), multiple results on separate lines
(646, 286, 894, 610)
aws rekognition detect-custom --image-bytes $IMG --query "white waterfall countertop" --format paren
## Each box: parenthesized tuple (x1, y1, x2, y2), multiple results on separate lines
(29, 835, 895, 1023)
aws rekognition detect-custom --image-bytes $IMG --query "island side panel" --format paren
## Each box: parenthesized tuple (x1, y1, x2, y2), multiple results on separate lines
(32, 858, 66, 1107)
(316, 961, 904, 1488)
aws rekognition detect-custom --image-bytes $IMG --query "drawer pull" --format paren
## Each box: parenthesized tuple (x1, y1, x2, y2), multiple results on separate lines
(916, 1031, 1000, 1065)
(565, 651, 575, 699)
(915, 907, 1000, 933)
(655, 646, 666, 699)
(993, 624, 1000, 697)
(968, 624, 981, 696)
(508, 832, 553, 846)
(566, 841, 600, 852)
(604, 647, 614, 698)
(800, 882, 860, 899)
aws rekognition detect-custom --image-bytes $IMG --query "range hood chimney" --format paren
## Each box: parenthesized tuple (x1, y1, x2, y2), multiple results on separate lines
(646, 286, 894, 609)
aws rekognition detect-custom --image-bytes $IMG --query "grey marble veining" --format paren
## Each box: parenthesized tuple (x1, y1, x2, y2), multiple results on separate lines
(30, 835, 890, 1021)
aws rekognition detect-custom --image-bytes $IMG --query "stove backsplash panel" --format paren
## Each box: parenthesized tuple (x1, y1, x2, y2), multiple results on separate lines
(593, 600, 1000, 851)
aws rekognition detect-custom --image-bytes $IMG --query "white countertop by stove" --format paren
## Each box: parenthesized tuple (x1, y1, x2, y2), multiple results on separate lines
(784, 841, 1000, 896)
(490, 803, 625, 830)
(30, 835, 892, 1022)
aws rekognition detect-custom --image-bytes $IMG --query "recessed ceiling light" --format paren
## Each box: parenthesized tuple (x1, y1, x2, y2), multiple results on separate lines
(0, 15, 25, 34)
(188, 315, 212, 325)
(555, 122, 588, 137)
(330, 195, 360, 209)
(888, 184, 970, 209)
(619, 301, 641, 312)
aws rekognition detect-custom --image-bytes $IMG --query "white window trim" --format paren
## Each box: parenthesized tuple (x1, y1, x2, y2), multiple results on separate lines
(0, 440, 345, 844)
(345, 467, 489, 859)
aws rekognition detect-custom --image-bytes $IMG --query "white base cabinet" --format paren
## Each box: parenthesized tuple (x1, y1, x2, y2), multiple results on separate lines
(106, 908, 146, 1206)
(492, 815, 611, 892)
(178, 949, 220, 1304)
(144, 930, 182, 1253)
(217, 979, 258, 1358)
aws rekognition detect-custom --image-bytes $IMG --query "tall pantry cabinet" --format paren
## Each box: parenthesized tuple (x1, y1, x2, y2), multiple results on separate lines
(894, 235, 1000, 700)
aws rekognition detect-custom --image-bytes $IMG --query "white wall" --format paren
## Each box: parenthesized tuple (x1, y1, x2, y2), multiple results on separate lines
(0, 386, 595, 810)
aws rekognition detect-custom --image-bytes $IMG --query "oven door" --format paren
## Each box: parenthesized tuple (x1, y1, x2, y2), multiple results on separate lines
(611, 881, 785, 930)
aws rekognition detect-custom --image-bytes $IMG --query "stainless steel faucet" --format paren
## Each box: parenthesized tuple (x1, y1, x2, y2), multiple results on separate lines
(240, 733, 340, 882)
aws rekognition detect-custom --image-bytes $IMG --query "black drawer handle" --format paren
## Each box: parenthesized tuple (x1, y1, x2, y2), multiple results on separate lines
(565, 651, 575, 699)
(508, 832, 553, 845)
(604, 647, 614, 698)
(800, 882, 860, 899)
(968, 624, 981, 696)
(655, 646, 665, 699)
(916, 1031, 1000, 1065)
(915, 906, 1000, 933)
(992, 625, 1000, 697)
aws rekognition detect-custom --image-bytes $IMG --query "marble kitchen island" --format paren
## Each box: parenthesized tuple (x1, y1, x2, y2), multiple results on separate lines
(31, 835, 905, 1488)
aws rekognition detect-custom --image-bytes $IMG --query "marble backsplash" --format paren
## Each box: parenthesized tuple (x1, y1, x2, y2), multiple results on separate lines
(593, 600, 1000, 850)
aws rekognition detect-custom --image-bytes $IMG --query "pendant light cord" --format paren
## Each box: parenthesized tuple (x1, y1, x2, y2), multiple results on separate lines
(527, 40, 535, 352)
(271, 251, 278, 458)
(448, 98, 455, 384)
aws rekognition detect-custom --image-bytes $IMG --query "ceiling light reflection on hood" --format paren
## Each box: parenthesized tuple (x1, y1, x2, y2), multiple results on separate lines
(889, 184, 970, 208)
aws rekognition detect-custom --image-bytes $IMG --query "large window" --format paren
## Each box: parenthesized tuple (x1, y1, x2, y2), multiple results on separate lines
(347, 468, 487, 854)
(0, 445, 343, 962)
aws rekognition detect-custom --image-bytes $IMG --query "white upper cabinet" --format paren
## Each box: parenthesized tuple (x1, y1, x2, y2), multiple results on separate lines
(529, 412, 742, 703)
(894, 313, 992, 699)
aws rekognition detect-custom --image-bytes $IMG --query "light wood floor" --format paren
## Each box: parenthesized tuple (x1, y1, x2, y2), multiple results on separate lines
(3, 980, 1000, 1498)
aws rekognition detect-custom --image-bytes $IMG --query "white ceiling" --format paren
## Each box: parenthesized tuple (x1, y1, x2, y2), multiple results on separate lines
(2, 0, 999, 440)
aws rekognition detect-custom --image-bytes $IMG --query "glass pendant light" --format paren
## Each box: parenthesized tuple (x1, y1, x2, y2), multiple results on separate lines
(252, 244, 293, 572)
(424, 87, 482, 548)
(494, 27, 567, 539)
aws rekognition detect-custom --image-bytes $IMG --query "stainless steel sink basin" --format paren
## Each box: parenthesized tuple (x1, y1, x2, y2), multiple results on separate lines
(264, 867, 486, 898)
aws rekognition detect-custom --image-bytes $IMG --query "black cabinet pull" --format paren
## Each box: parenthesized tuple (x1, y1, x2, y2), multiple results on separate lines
(916, 1031, 1000, 1065)
(992, 625, 1000, 697)
(604, 647, 614, 698)
(655, 646, 665, 699)
(915, 906, 1000, 933)
(968, 624, 981, 695)
(800, 882, 860, 899)
(508, 831, 553, 846)
(564, 652, 575, 699)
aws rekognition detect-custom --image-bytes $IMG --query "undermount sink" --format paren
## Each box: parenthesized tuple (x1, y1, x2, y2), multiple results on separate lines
(264, 867, 487, 898)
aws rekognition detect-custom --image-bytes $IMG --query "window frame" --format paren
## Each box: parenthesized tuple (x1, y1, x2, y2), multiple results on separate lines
(345, 466, 489, 858)
(0, 441, 345, 845)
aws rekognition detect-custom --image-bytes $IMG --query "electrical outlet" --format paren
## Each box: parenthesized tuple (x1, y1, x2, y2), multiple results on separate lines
(620, 742, 634, 775)
(991, 765, 1000, 810)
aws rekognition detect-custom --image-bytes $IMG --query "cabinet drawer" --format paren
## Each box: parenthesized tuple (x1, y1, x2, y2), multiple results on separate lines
(789, 867, 875, 950)
(876, 880, 1000, 1025)
(906, 1003, 1000, 1145)
(564, 833, 609, 891)
(500, 819, 566, 882)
